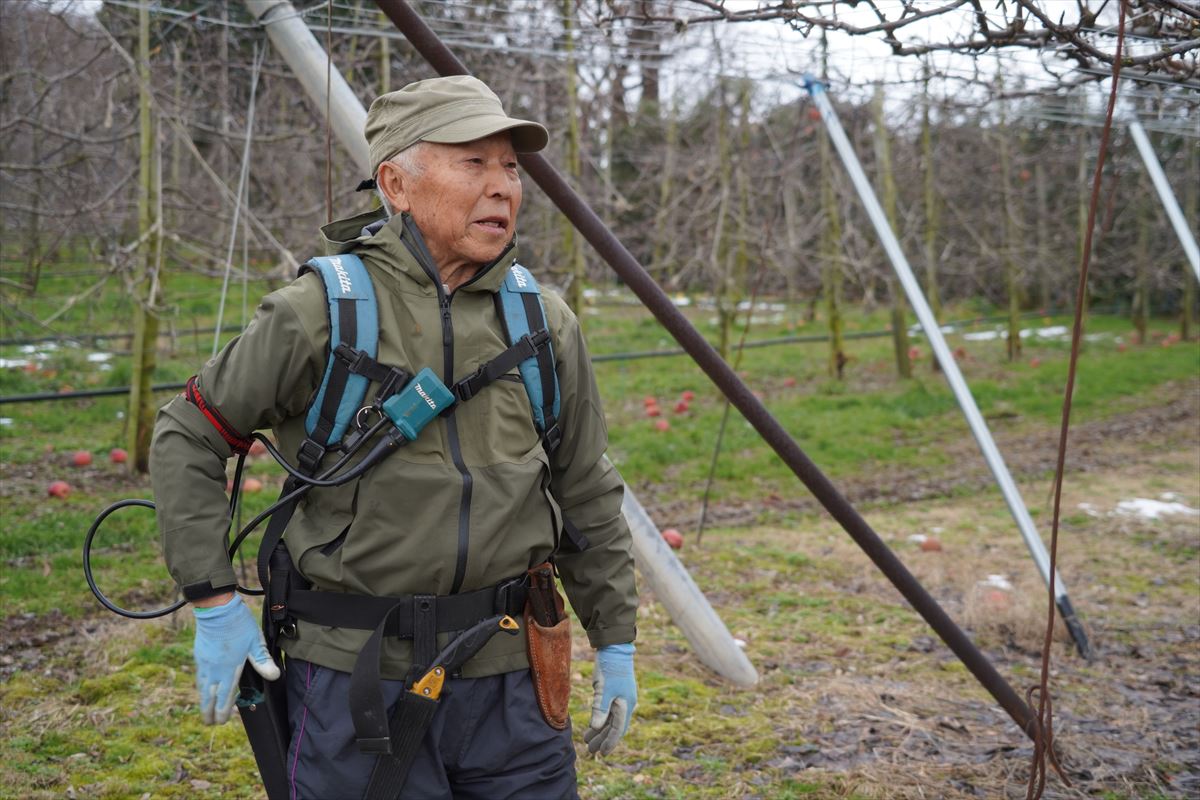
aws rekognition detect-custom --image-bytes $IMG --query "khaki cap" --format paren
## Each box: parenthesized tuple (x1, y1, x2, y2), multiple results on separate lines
(365, 76, 548, 175)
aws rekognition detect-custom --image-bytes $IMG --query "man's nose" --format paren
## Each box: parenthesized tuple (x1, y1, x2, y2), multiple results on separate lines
(483, 162, 513, 197)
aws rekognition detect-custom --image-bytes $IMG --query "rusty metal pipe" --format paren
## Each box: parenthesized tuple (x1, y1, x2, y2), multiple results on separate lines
(372, 0, 1039, 743)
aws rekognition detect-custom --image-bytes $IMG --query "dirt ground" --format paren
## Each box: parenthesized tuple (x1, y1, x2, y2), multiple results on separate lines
(1, 385, 1197, 799)
(622, 383, 1200, 799)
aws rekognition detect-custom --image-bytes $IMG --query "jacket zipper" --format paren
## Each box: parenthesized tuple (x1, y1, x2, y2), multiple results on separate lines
(401, 226, 512, 596)
(438, 289, 474, 594)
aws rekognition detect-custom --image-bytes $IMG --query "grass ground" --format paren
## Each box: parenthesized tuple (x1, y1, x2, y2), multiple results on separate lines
(1, 266, 1198, 798)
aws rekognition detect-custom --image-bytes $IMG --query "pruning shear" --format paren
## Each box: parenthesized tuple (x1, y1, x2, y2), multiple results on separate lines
(409, 614, 520, 701)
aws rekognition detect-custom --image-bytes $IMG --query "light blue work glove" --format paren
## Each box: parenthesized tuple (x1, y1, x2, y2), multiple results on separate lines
(192, 594, 280, 725)
(584, 642, 637, 756)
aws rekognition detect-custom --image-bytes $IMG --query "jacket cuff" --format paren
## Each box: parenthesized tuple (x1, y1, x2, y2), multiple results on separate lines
(180, 568, 239, 601)
(585, 624, 637, 649)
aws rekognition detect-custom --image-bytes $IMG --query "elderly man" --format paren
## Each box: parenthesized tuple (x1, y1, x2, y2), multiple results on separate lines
(150, 76, 638, 799)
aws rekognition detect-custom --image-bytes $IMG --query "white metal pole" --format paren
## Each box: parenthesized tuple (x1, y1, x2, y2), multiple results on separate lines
(1128, 119, 1200, 283)
(803, 77, 1090, 656)
(243, 0, 371, 176)
(622, 487, 759, 686)
(242, 0, 760, 683)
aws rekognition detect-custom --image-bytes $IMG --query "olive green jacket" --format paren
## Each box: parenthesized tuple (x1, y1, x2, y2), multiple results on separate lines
(150, 209, 637, 678)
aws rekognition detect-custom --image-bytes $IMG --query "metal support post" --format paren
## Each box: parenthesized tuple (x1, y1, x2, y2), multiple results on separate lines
(1128, 119, 1200, 283)
(804, 77, 1090, 658)
(243, 0, 371, 175)
(374, 0, 1042, 743)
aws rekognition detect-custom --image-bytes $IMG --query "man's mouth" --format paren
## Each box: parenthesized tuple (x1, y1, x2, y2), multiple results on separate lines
(473, 216, 508, 233)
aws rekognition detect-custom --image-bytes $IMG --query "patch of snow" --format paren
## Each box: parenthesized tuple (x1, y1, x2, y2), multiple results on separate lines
(962, 324, 1071, 343)
(0, 417, 12, 426)
(1028, 325, 1068, 339)
(0, 358, 31, 369)
(671, 295, 692, 307)
(1077, 502, 1102, 517)
(980, 574, 1013, 590)
(737, 300, 786, 313)
(907, 534, 928, 544)
(86, 352, 113, 363)
(733, 638, 747, 648)
(1114, 498, 1200, 520)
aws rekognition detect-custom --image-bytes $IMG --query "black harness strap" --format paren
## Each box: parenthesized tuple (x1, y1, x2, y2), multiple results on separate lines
(451, 329, 550, 403)
(309, 298, 359, 451)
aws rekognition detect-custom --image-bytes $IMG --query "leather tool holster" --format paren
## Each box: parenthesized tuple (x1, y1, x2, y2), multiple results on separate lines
(525, 562, 571, 730)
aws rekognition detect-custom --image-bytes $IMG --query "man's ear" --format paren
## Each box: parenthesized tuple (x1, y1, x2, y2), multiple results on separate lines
(377, 161, 412, 214)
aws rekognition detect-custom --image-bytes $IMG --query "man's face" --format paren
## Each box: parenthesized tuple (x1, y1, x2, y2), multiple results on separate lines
(388, 133, 523, 272)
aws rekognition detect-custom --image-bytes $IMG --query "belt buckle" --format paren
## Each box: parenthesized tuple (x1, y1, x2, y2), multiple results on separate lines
(493, 576, 525, 614)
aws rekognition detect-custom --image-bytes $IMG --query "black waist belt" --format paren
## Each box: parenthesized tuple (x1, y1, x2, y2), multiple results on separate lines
(285, 579, 528, 638)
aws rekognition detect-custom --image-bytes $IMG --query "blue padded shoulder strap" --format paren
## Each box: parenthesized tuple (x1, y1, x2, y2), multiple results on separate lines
(300, 254, 379, 447)
(498, 263, 561, 436)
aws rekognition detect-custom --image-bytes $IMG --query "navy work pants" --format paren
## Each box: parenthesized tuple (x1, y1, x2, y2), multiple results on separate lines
(284, 659, 579, 800)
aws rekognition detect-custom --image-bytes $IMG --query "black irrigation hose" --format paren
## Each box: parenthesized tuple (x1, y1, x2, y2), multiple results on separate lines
(83, 417, 400, 619)
(2, 308, 1097, 405)
(0, 382, 187, 405)
(0, 323, 248, 348)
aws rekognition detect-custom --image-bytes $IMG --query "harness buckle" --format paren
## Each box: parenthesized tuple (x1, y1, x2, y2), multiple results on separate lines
(494, 575, 527, 615)
(296, 439, 326, 474)
(542, 422, 563, 454)
(334, 343, 372, 374)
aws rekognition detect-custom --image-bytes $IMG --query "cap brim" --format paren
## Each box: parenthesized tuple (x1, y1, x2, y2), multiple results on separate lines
(421, 113, 548, 153)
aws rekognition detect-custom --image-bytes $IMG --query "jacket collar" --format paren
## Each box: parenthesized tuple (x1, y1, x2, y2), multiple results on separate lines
(319, 209, 517, 296)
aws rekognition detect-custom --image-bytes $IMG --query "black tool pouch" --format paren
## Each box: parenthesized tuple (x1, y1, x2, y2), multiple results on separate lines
(237, 667, 290, 800)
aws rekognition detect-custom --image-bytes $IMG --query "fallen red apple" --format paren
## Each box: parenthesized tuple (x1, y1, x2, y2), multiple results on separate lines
(681, 390, 695, 402)
(643, 396, 657, 407)
(47, 480, 71, 499)
(1117, 342, 1127, 352)
(806, 107, 821, 121)
(920, 537, 943, 552)
(953, 346, 968, 360)
(109, 448, 128, 464)
(782, 377, 797, 388)
(661, 528, 683, 549)
(71, 451, 93, 467)
(982, 588, 1012, 613)
(242, 478, 263, 493)
(646, 405, 661, 418)
(673, 400, 689, 414)
(1029, 357, 1041, 368)
(654, 419, 670, 432)
(908, 346, 922, 361)
(248, 439, 268, 457)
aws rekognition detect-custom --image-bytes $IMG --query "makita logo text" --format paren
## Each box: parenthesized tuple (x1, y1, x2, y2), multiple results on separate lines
(331, 257, 353, 294)
(413, 382, 437, 410)
(510, 266, 528, 288)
